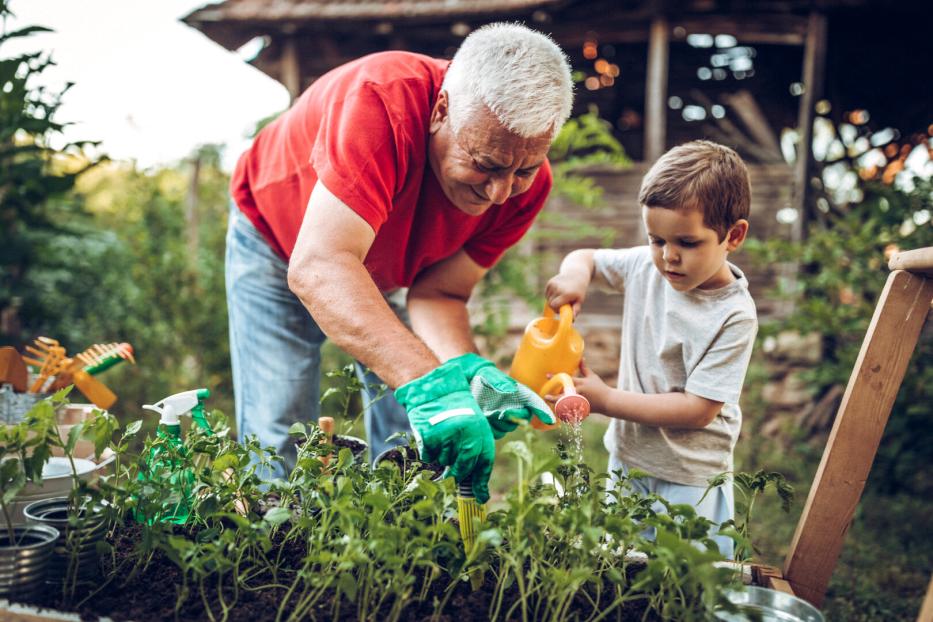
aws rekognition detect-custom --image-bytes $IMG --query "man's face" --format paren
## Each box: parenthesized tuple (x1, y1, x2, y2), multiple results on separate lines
(642, 205, 747, 292)
(428, 92, 552, 216)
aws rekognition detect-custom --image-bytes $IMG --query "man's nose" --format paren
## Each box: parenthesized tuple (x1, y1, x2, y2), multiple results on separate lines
(484, 175, 512, 205)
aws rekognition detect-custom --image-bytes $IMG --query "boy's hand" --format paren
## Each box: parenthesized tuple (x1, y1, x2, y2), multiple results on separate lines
(545, 272, 588, 316)
(545, 249, 596, 316)
(546, 359, 611, 413)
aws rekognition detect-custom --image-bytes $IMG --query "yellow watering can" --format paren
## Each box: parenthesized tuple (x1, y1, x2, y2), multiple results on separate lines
(509, 304, 589, 429)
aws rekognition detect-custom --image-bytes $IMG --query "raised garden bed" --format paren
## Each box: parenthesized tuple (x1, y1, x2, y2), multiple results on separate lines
(1, 393, 797, 622)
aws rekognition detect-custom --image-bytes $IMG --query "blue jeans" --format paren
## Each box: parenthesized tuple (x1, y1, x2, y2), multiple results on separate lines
(224, 206, 410, 478)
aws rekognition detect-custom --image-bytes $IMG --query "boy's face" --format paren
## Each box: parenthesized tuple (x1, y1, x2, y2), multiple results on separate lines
(642, 205, 748, 292)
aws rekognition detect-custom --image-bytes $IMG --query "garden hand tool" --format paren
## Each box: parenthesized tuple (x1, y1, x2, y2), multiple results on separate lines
(450, 353, 555, 438)
(137, 388, 212, 524)
(23, 336, 67, 393)
(318, 416, 334, 466)
(394, 361, 495, 504)
(541, 372, 590, 424)
(48, 342, 135, 407)
(509, 303, 585, 430)
(456, 478, 487, 551)
(79, 342, 135, 375)
(68, 363, 119, 410)
(0, 346, 29, 392)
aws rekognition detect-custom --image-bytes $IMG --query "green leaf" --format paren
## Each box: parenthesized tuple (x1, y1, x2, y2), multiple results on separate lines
(337, 572, 357, 601)
(65, 422, 84, 455)
(263, 506, 292, 526)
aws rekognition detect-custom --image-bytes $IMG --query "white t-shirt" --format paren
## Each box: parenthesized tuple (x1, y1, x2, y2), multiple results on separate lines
(593, 246, 758, 487)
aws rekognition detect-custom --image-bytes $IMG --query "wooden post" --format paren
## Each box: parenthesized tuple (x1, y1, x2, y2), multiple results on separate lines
(919, 574, 933, 622)
(185, 151, 201, 260)
(644, 16, 669, 163)
(783, 263, 933, 606)
(281, 34, 301, 103)
(791, 11, 827, 242)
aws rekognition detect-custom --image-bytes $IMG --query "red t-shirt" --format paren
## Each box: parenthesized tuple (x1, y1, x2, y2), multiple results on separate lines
(230, 51, 552, 292)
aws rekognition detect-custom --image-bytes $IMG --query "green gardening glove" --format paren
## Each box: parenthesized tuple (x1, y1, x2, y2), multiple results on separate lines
(395, 362, 495, 503)
(449, 353, 555, 439)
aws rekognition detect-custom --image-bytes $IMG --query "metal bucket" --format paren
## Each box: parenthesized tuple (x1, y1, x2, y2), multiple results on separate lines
(0, 523, 60, 600)
(717, 586, 824, 622)
(0, 384, 48, 424)
(23, 497, 106, 584)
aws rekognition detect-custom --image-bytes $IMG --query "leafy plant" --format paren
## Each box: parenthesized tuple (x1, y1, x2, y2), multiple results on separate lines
(8, 387, 800, 621)
(745, 176, 932, 494)
(0, 0, 103, 346)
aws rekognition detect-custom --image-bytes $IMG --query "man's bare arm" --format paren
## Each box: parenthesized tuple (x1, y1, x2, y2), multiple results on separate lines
(287, 181, 438, 388)
(407, 250, 488, 361)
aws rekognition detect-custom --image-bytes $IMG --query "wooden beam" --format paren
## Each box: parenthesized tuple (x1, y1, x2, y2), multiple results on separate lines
(918, 574, 933, 622)
(889, 247, 933, 277)
(280, 35, 301, 102)
(783, 267, 933, 607)
(791, 11, 827, 242)
(644, 16, 669, 163)
(720, 90, 783, 162)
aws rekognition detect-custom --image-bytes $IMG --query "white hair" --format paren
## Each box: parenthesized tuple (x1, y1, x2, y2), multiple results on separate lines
(442, 22, 573, 139)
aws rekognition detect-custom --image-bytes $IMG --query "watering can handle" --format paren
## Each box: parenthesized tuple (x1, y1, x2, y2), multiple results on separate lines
(542, 304, 575, 345)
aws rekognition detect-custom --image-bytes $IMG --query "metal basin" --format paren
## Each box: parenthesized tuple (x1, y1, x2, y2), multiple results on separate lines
(0, 524, 60, 601)
(24, 497, 107, 584)
(717, 586, 824, 622)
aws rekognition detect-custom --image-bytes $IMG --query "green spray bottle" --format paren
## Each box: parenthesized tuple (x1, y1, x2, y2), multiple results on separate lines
(136, 388, 212, 524)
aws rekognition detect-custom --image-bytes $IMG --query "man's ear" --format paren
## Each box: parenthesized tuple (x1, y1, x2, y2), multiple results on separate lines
(725, 219, 749, 251)
(429, 90, 449, 134)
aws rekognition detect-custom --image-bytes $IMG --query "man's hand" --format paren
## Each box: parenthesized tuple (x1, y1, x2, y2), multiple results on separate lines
(450, 353, 555, 438)
(394, 361, 495, 503)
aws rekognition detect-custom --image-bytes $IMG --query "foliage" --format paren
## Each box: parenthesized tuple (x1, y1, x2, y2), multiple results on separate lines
(0, 0, 102, 345)
(70, 148, 233, 415)
(745, 177, 932, 494)
(4, 390, 803, 620)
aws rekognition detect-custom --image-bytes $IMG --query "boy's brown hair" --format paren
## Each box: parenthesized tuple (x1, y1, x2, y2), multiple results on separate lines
(638, 140, 751, 241)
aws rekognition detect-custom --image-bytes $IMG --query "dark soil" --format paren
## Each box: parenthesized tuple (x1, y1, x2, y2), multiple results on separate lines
(294, 434, 368, 460)
(376, 445, 446, 480)
(17, 523, 653, 622)
(332, 435, 367, 457)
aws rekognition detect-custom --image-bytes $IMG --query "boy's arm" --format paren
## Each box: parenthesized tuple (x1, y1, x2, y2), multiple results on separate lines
(572, 360, 722, 429)
(597, 389, 723, 429)
(545, 249, 596, 315)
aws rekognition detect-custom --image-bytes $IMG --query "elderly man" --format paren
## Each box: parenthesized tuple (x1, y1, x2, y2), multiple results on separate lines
(226, 23, 573, 502)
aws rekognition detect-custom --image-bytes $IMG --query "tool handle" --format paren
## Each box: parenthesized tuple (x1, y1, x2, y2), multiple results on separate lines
(73, 369, 117, 409)
(319, 417, 335, 466)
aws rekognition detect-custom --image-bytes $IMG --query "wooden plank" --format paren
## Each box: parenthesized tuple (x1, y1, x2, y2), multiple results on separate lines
(644, 17, 669, 163)
(918, 573, 933, 622)
(890, 247, 933, 277)
(783, 269, 933, 607)
(791, 11, 827, 241)
(280, 34, 301, 102)
(768, 577, 797, 596)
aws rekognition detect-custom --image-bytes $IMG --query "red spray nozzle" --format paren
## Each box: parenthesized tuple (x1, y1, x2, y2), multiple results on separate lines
(541, 372, 590, 424)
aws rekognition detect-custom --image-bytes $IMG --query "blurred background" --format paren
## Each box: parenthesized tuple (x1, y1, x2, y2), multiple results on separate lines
(2, 1, 930, 619)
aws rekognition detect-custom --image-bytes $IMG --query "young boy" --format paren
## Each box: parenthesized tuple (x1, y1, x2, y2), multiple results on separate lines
(545, 140, 757, 558)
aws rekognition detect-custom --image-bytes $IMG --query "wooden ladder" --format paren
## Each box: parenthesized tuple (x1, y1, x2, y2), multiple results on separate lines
(761, 246, 933, 611)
